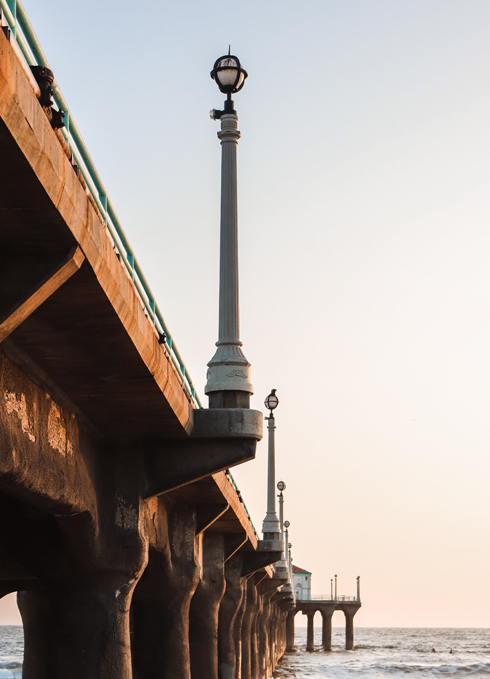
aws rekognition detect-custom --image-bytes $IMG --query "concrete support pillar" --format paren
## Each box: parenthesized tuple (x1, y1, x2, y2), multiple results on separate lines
(240, 574, 259, 679)
(249, 591, 260, 679)
(17, 590, 50, 679)
(132, 498, 200, 679)
(306, 612, 315, 652)
(233, 580, 248, 679)
(256, 591, 274, 679)
(218, 554, 245, 679)
(190, 533, 226, 679)
(322, 610, 333, 651)
(268, 605, 276, 673)
(286, 611, 295, 651)
(44, 475, 148, 679)
(345, 610, 355, 650)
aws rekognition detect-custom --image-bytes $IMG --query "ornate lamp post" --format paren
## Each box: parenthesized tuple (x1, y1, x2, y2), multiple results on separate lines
(277, 480, 286, 542)
(276, 480, 289, 577)
(335, 574, 338, 601)
(284, 521, 291, 570)
(205, 52, 253, 408)
(262, 390, 280, 539)
(357, 575, 361, 602)
(331, 578, 334, 600)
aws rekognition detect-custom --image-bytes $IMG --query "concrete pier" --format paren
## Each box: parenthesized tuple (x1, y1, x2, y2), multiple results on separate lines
(288, 599, 361, 652)
(0, 16, 363, 679)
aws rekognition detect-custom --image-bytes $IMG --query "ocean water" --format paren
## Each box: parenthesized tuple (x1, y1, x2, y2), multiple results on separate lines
(0, 627, 23, 679)
(276, 628, 490, 679)
(0, 626, 488, 678)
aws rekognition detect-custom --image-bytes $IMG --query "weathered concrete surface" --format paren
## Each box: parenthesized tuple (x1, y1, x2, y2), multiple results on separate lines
(218, 555, 246, 679)
(189, 533, 227, 679)
(241, 572, 261, 679)
(132, 497, 200, 679)
(17, 590, 50, 679)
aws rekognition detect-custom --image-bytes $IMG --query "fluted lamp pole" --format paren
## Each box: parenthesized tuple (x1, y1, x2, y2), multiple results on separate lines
(276, 480, 290, 579)
(284, 522, 290, 570)
(205, 52, 253, 408)
(262, 390, 281, 539)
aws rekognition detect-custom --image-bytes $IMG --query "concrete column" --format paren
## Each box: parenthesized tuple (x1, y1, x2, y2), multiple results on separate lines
(256, 590, 274, 679)
(218, 554, 245, 679)
(190, 533, 226, 679)
(249, 589, 260, 679)
(132, 498, 200, 679)
(345, 610, 355, 650)
(306, 612, 315, 652)
(240, 573, 259, 679)
(233, 579, 248, 679)
(268, 605, 277, 674)
(17, 590, 50, 679)
(43, 455, 148, 679)
(286, 610, 295, 651)
(322, 610, 333, 651)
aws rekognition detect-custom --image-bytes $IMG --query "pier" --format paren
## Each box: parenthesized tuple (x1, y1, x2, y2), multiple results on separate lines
(288, 598, 362, 652)
(0, 2, 361, 676)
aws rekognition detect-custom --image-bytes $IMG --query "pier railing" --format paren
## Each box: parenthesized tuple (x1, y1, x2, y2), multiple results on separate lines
(300, 595, 360, 602)
(0, 0, 201, 408)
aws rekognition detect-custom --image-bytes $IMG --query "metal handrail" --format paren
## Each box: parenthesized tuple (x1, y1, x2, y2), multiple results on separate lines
(225, 470, 258, 539)
(0, 0, 202, 409)
(301, 594, 360, 602)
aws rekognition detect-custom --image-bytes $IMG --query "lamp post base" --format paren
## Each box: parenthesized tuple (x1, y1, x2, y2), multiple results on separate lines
(208, 390, 250, 409)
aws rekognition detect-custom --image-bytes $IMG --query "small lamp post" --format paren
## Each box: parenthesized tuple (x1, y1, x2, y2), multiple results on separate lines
(205, 52, 252, 406)
(357, 576, 361, 602)
(331, 578, 334, 600)
(275, 480, 288, 574)
(277, 480, 286, 541)
(284, 520, 290, 571)
(335, 574, 338, 601)
(261, 390, 280, 539)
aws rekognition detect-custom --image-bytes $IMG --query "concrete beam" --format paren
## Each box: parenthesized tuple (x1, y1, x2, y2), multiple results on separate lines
(0, 246, 84, 343)
(144, 438, 258, 499)
(196, 503, 229, 536)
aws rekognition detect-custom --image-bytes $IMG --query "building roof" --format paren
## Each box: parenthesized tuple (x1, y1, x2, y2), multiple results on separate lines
(292, 565, 311, 575)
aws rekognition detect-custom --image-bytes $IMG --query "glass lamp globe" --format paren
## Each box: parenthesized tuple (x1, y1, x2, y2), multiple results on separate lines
(277, 480, 286, 492)
(211, 54, 248, 94)
(264, 389, 279, 411)
(284, 520, 290, 528)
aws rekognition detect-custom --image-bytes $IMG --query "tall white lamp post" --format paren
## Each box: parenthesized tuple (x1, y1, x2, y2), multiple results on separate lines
(205, 53, 253, 408)
(262, 390, 280, 539)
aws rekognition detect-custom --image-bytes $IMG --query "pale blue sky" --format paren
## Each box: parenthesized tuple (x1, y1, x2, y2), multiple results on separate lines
(1, 0, 489, 626)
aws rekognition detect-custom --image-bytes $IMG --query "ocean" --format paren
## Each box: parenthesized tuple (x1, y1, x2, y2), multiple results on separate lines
(0, 626, 488, 678)
(278, 628, 490, 678)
